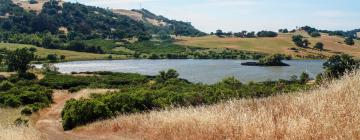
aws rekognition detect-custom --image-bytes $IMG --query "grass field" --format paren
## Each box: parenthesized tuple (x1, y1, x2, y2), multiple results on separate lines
(176, 31, 360, 58)
(74, 70, 360, 140)
(0, 43, 126, 61)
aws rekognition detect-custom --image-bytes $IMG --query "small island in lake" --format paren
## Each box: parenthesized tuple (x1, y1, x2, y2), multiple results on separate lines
(241, 54, 290, 66)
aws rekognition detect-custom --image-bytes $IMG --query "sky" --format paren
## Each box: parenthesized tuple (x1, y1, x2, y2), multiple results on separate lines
(66, 0, 360, 33)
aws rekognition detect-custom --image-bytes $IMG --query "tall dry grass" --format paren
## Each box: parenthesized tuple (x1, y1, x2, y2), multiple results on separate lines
(0, 108, 41, 140)
(78, 71, 360, 140)
(0, 125, 41, 140)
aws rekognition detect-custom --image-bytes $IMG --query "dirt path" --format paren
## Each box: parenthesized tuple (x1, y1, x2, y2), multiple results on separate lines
(32, 89, 121, 140)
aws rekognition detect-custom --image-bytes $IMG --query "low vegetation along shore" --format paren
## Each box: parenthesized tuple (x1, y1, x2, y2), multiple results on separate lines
(0, 44, 359, 139)
(78, 71, 360, 139)
(1, 67, 360, 139)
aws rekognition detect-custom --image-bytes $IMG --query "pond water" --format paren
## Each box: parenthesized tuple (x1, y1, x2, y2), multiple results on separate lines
(50, 59, 325, 84)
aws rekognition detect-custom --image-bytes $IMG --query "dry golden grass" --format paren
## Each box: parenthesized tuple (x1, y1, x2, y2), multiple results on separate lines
(0, 125, 41, 140)
(175, 31, 360, 58)
(75, 71, 360, 140)
(0, 108, 41, 140)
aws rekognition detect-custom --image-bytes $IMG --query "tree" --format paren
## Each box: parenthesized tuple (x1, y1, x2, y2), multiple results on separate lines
(292, 35, 309, 48)
(138, 33, 152, 42)
(257, 31, 278, 37)
(303, 39, 310, 48)
(344, 37, 355, 45)
(310, 32, 321, 37)
(60, 55, 66, 60)
(29, 0, 38, 4)
(323, 54, 359, 78)
(5, 48, 35, 75)
(300, 72, 310, 84)
(156, 69, 179, 82)
(259, 54, 288, 66)
(47, 54, 58, 62)
(313, 42, 324, 51)
(215, 29, 224, 37)
(292, 35, 304, 47)
(278, 29, 288, 33)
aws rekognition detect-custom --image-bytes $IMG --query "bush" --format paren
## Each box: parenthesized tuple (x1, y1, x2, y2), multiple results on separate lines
(0, 81, 14, 91)
(219, 77, 242, 89)
(257, 31, 278, 37)
(4, 96, 21, 107)
(21, 107, 32, 115)
(314, 42, 324, 51)
(323, 54, 359, 78)
(310, 32, 321, 37)
(259, 54, 288, 66)
(69, 86, 82, 93)
(345, 37, 355, 45)
(62, 99, 113, 130)
(47, 54, 58, 62)
(300, 72, 310, 84)
(156, 69, 179, 82)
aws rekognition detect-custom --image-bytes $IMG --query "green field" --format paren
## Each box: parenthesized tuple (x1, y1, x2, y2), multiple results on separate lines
(176, 31, 360, 58)
(0, 43, 126, 61)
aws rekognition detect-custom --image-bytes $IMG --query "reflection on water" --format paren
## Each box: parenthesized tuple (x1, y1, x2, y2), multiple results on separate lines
(47, 59, 325, 84)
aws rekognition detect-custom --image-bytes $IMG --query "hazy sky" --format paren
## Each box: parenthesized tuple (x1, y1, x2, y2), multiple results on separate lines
(66, 0, 360, 33)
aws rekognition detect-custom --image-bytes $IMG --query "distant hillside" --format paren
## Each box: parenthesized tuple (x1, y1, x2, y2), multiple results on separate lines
(1, 0, 147, 39)
(176, 30, 360, 59)
(1, 0, 205, 38)
(113, 9, 206, 36)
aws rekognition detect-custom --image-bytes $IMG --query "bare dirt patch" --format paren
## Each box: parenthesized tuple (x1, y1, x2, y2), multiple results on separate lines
(31, 89, 118, 140)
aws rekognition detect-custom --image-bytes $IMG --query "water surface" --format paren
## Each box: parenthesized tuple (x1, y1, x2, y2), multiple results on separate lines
(52, 60, 325, 84)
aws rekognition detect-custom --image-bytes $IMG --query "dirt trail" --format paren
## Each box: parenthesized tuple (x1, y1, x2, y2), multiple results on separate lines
(32, 89, 122, 140)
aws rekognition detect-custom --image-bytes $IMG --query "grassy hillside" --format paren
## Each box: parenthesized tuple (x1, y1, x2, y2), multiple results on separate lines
(74, 71, 360, 140)
(0, 43, 125, 61)
(176, 31, 360, 58)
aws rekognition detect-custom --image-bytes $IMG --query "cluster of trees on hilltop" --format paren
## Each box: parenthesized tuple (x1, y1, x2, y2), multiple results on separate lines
(212, 30, 277, 38)
(301, 26, 358, 45)
(301, 26, 321, 37)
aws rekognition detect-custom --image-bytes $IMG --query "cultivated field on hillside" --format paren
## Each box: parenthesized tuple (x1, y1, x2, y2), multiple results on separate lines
(72, 71, 360, 140)
(0, 43, 125, 61)
(176, 32, 360, 58)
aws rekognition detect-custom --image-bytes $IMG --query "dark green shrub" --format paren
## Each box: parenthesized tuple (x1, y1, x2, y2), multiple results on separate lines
(60, 55, 66, 60)
(0, 81, 14, 91)
(61, 99, 113, 130)
(4, 96, 21, 107)
(323, 54, 359, 78)
(156, 69, 179, 82)
(47, 54, 58, 62)
(310, 32, 321, 37)
(21, 107, 32, 115)
(300, 72, 310, 84)
(314, 42, 324, 51)
(69, 86, 82, 93)
(345, 37, 355, 45)
(259, 54, 288, 66)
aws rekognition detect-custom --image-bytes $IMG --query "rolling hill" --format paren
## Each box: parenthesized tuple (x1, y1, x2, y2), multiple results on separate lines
(176, 31, 360, 58)
(113, 9, 205, 36)
(2, 0, 204, 37)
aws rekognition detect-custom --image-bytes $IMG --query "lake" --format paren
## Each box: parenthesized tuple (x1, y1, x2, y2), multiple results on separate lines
(50, 60, 325, 84)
